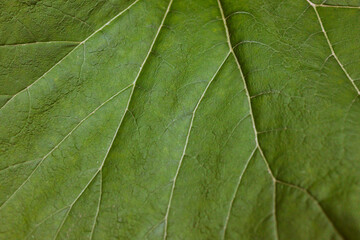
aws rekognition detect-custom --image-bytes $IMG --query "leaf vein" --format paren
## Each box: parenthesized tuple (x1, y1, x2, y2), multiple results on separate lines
(0, 84, 133, 211)
(89, 170, 103, 240)
(0, 41, 81, 47)
(216, 1, 279, 239)
(221, 147, 257, 240)
(48, 0, 174, 237)
(276, 180, 345, 239)
(306, 0, 360, 95)
(163, 50, 231, 240)
(0, 0, 140, 111)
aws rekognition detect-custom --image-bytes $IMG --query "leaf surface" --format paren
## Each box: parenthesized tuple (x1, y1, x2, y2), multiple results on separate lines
(0, 0, 359, 239)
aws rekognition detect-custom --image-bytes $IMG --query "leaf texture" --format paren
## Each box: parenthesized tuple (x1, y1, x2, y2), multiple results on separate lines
(0, 0, 359, 239)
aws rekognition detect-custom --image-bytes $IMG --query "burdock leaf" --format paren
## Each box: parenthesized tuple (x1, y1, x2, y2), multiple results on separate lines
(0, 0, 359, 239)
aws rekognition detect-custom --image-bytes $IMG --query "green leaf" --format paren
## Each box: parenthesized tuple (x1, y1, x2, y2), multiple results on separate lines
(0, 0, 359, 239)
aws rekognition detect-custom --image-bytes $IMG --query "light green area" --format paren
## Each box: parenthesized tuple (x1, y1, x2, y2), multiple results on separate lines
(0, 0, 359, 239)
